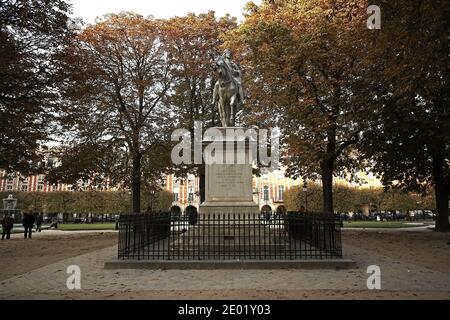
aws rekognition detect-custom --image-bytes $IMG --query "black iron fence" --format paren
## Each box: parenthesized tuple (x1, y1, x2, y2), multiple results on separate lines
(117, 212, 342, 260)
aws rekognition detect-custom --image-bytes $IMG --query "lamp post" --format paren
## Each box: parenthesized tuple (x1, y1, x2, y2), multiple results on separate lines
(253, 180, 260, 212)
(149, 189, 156, 212)
(303, 180, 308, 213)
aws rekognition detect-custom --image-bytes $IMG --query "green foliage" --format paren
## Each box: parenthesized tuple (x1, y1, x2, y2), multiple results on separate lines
(283, 185, 435, 213)
(141, 189, 173, 212)
(0, 0, 74, 173)
(59, 223, 116, 231)
(0, 190, 172, 214)
(359, 0, 449, 230)
(284, 183, 321, 212)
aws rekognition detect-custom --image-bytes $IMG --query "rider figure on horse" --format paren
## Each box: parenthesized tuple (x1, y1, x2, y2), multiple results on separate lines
(221, 49, 245, 104)
(212, 49, 245, 127)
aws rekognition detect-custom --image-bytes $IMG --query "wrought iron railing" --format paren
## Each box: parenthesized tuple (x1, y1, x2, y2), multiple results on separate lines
(117, 212, 342, 260)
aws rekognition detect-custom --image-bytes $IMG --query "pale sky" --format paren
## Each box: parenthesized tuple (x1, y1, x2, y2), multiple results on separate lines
(69, 0, 261, 24)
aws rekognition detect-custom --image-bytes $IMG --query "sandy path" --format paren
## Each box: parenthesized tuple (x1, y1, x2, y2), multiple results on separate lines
(342, 229, 450, 274)
(0, 232, 117, 281)
(4, 289, 450, 300)
(0, 229, 449, 299)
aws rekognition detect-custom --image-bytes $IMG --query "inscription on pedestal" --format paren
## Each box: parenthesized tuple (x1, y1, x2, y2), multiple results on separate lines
(207, 164, 252, 201)
(216, 165, 245, 190)
(200, 128, 259, 214)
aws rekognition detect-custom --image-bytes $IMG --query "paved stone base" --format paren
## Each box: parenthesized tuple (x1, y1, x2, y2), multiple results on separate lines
(104, 259, 357, 270)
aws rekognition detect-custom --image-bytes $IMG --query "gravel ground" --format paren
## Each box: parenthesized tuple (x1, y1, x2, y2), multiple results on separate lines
(0, 229, 449, 300)
(0, 231, 117, 281)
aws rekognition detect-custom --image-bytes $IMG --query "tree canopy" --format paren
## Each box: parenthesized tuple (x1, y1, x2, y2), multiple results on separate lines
(359, 0, 449, 231)
(1, 0, 448, 230)
(47, 12, 237, 213)
(0, 0, 73, 173)
(226, 0, 369, 214)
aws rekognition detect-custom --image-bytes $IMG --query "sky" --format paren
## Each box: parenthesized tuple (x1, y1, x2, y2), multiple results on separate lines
(68, 0, 261, 24)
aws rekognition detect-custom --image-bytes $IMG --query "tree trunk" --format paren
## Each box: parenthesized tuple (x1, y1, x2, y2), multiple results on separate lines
(321, 158, 334, 215)
(432, 153, 450, 232)
(434, 185, 449, 232)
(321, 124, 336, 215)
(131, 153, 142, 213)
(199, 164, 205, 204)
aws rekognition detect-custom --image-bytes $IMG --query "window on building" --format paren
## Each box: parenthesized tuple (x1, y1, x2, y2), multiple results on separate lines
(38, 184, 44, 191)
(21, 185, 28, 192)
(6, 185, 12, 191)
(188, 192, 194, 202)
(263, 186, 269, 201)
(278, 185, 284, 201)
(173, 193, 179, 202)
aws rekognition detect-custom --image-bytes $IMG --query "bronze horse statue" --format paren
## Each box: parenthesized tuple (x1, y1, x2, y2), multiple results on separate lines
(212, 52, 244, 127)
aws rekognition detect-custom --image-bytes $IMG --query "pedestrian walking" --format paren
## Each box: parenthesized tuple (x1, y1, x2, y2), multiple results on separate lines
(22, 210, 35, 239)
(1, 214, 14, 240)
(36, 212, 44, 232)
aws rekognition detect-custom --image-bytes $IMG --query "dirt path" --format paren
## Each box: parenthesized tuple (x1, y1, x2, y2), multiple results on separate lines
(342, 230, 450, 274)
(0, 232, 117, 281)
(0, 229, 449, 299)
(5, 289, 450, 300)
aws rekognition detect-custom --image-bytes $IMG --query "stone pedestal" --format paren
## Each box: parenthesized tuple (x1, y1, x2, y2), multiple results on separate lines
(200, 127, 259, 215)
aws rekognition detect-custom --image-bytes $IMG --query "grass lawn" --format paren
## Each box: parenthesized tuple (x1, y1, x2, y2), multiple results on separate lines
(2, 229, 25, 234)
(342, 221, 428, 229)
(58, 223, 117, 231)
(1, 223, 116, 232)
(1, 226, 48, 234)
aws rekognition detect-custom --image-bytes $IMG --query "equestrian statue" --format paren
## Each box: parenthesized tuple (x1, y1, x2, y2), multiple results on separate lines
(212, 49, 245, 127)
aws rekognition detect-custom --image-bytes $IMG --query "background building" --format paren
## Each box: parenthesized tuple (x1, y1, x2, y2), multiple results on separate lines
(0, 153, 117, 193)
(165, 169, 383, 214)
(1, 151, 383, 214)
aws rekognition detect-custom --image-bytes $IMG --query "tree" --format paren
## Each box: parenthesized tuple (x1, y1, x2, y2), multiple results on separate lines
(52, 13, 176, 213)
(284, 183, 322, 212)
(0, 190, 174, 216)
(360, 0, 450, 231)
(141, 188, 173, 212)
(334, 185, 360, 214)
(163, 12, 237, 202)
(0, 0, 73, 173)
(164, 12, 237, 130)
(226, 0, 369, 214)
(283, 185, 429, 214)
